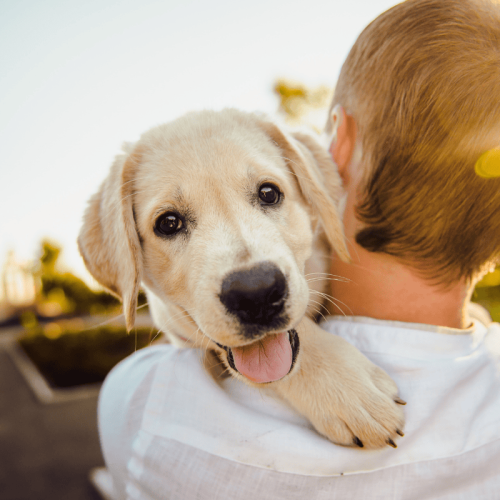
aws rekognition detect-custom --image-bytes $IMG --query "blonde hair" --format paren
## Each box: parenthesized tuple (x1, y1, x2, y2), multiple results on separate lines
(332, 0, 500, 283)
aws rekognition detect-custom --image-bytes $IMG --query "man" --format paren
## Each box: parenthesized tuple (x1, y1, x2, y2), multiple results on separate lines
(97, 0, 500, 498)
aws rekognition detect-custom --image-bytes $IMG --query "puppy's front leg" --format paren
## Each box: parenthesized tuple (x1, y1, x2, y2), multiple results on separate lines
(273, 317, 405, 449)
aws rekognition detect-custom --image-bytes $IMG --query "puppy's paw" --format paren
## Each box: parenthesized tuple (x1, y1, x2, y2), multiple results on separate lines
(309, 362, 406, 449)
(274, 318, 405, 449)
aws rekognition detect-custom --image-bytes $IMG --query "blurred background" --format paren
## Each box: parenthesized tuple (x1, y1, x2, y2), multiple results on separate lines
(1, 0, 500, 498)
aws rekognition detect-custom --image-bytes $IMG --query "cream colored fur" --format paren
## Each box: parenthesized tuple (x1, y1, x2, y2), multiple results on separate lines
(79, 109, 404, 449)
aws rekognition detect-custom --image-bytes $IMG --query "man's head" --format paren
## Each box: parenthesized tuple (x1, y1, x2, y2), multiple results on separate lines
(327, 0, 500, 284)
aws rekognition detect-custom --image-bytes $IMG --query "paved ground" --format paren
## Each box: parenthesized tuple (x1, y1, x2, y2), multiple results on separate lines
(0, 344, 105, 499)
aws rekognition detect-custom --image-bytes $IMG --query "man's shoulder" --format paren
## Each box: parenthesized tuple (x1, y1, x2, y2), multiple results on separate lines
(103, 344, 176, 387)
(101, 343, 201, 402)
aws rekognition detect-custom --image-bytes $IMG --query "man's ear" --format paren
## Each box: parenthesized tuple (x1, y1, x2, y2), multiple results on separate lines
(327, 105, 357, 181)
(78, 146, 144, 331)
(259, 120, 350, 263)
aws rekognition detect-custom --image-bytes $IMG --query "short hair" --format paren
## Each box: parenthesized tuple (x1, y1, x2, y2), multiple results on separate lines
(331, 0, 500, 283)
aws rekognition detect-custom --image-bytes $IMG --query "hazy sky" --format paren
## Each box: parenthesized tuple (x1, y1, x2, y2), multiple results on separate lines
(0, 0, 397, 284)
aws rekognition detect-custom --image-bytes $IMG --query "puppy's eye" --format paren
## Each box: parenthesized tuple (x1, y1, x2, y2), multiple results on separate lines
(259, 183, 281, 205)
(154, 212, 184, 236)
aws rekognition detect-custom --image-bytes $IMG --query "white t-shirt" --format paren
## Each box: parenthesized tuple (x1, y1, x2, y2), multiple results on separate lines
(98, 313, 500, 499)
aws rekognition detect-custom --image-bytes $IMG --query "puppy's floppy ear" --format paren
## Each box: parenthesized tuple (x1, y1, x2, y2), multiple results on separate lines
(78, 146, 144, 331)
(259, 121, 350, 262)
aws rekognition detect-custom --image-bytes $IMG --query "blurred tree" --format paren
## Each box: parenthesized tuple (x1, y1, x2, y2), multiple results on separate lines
(16, 243, 153, 387)
(274, 79, 333, 131)
(472, 267, 500, 322)
(40, 241, 60, 274)
(476, 267, 500, 288)
(35, 240, 120, 317)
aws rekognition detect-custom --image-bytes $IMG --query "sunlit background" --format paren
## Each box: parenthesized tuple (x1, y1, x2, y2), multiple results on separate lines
(1, 0, 400, 289)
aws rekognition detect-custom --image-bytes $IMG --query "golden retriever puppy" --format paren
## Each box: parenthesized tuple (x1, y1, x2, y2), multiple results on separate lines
(79, 109, 405, 449)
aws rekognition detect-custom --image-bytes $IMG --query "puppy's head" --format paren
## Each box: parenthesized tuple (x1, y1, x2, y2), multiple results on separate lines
(78, 109, 348, 383)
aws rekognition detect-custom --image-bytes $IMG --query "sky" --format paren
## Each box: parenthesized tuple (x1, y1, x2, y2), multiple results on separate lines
(0, 0, 398, 285)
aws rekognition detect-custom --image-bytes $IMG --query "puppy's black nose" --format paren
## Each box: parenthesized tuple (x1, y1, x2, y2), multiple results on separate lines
(219, 262, 287, 325)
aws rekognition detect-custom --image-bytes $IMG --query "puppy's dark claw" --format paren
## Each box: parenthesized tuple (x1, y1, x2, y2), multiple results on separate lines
(394, 397, 407, 405)
(353, 437, 364, 448)
(396, 429, 404, 437)
(387, 438, 397, 448)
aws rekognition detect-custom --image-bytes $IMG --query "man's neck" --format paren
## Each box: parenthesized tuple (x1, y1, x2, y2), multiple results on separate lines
(329, 240, 473, 329)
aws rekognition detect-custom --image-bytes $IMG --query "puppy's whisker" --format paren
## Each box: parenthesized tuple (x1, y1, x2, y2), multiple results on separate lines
(310, 288, 348, 304)
(163, 307, 195, 324)
(158, 315, 194, 334)
(191, 327, 204, 351)
(324, 294, 352, 316)
(82, 312, 126, 331)
(203, 334, 212, 352)
(219, 365, 232, 378)
(151, 310, 198, 344)
(204, 350, 224, 369)
(310, 290, 351, 316)
(196, 329, 213, 363)
(308, 303, 327, 323)
(308, 297, 330, 315)
(149, 328, 163, 345)
(172, 321, 201, 344)
(306, 271, 358, 287)
(169, 315, 197, 329)
(305, 272, 350, 279)
(306, 277, 351, 284)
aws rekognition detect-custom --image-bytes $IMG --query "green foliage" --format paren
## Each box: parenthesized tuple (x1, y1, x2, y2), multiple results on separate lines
(20, 322, 155, 388)
(472, 267, 500, 322)
(475, 267, 500, 288)
(40, 241, 60, 273)
(472, 284, 500, 322)
(12, 240, 155, 389)
(19, 310, 38, 329)
(40, 272, 119, 314)
(34, 239, 124, 316)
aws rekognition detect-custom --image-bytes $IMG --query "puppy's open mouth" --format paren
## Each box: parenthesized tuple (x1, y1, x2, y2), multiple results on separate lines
(216, 329, 299, 384)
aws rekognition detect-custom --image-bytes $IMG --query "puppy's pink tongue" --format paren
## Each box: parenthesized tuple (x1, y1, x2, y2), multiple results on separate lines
(231, 332, 292, 383)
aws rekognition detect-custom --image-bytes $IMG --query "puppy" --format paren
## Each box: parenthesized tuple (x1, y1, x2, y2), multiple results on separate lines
(79, 109, 405, 449)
